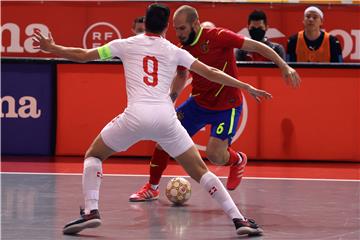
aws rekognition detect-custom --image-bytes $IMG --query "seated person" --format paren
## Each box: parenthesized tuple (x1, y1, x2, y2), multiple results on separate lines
(235, 10, 285, 61)
(286, 6, 343, 62)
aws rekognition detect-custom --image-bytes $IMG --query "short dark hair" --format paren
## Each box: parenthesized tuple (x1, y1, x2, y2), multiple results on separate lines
(145, 4, 170, 34)
(134, 16, 145, 24)
(248, 10, 267, 25)
(132, 16, 145, 29)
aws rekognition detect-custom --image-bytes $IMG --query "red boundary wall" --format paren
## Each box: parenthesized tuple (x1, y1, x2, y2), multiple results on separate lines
(56, 64, 360, 161)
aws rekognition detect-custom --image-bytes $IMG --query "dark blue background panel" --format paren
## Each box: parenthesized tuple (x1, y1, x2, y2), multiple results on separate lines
(1, 63, 55, 155)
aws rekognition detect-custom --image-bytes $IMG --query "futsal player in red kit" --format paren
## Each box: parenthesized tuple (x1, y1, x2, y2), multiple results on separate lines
(130, 5, 301, 201)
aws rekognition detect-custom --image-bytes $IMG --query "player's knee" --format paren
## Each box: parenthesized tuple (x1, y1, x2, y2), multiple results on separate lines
(206, 149, 226, 165)
(85, 147, 100, 160)
(84, 146, 107, 161)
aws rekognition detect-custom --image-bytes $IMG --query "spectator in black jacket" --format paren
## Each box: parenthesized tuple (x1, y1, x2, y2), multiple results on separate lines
(235, 10, 285, 61)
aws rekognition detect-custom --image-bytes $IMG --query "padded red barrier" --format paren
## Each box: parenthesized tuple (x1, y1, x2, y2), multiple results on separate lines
(56, 64, 360, 161)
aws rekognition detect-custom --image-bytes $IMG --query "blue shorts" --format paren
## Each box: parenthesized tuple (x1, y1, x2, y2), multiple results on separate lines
(176, 97, 242, 144)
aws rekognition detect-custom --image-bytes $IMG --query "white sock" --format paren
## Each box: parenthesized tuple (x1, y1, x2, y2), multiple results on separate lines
(150, 184, 159, 190)
(200, 171, 245, 220)
(83, 157, 102, 214)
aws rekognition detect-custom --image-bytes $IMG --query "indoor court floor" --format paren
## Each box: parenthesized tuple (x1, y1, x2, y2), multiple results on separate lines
(1, 156, 360, 240)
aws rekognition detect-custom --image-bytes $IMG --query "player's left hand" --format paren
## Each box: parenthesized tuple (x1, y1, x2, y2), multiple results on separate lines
(33, 30, 55, 52)
(247, 86, 272, 102)
(282, 66, 301, 88)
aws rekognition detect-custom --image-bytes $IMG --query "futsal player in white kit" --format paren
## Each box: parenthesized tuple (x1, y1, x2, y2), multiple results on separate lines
(33, 3, 279, 237)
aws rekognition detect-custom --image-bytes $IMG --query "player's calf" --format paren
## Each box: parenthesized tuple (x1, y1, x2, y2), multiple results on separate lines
(205, 143, 229, 166)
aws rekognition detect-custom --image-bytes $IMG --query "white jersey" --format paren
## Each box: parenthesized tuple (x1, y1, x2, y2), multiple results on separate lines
(98, 34, 196, 105)
(98, 33, 196, 157)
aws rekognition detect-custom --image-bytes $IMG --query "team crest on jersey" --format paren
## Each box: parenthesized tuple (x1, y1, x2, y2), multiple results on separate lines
(200, 41, 209, 53)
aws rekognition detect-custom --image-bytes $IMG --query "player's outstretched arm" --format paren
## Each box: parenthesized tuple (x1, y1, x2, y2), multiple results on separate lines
(33, 31, 100, 62)
(190, 60, 272, 102)
(241, 38, 301, 88)
(170, 69, 189, 103)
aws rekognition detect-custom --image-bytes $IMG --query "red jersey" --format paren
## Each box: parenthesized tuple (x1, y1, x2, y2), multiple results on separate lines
(180, 27, 245, 110)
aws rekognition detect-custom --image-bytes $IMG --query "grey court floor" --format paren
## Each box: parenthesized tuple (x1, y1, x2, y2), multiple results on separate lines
(1, 173, 359, 240)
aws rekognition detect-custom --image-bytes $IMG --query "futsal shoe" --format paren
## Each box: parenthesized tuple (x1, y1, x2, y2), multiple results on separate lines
(63, 208, 101, 235)
(226, 152, 247, 191)
(233, 218, 264, 236)
(129, 182, 160, 202)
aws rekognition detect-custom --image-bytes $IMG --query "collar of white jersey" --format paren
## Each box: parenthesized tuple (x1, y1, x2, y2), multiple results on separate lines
(145, 32, 163, 38)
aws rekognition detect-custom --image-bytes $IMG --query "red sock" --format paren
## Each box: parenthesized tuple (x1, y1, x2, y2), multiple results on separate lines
(227, 147, 240, 165)
(149, 147, 170, 185)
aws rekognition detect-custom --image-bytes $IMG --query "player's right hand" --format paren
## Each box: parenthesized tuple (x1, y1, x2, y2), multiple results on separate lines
(282, 66, 301, 88)
(247, 86, 272, 102)
(33, 30, 55, 52)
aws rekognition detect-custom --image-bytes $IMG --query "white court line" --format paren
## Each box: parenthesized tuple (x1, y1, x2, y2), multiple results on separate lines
(1, 171, 359, 182)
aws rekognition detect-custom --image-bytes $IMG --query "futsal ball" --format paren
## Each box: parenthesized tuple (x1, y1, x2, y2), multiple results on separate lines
(165, 177, 191, 205)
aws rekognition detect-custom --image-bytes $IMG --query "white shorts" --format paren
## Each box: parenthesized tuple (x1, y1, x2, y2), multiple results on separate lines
(100, 102, 194, 158)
